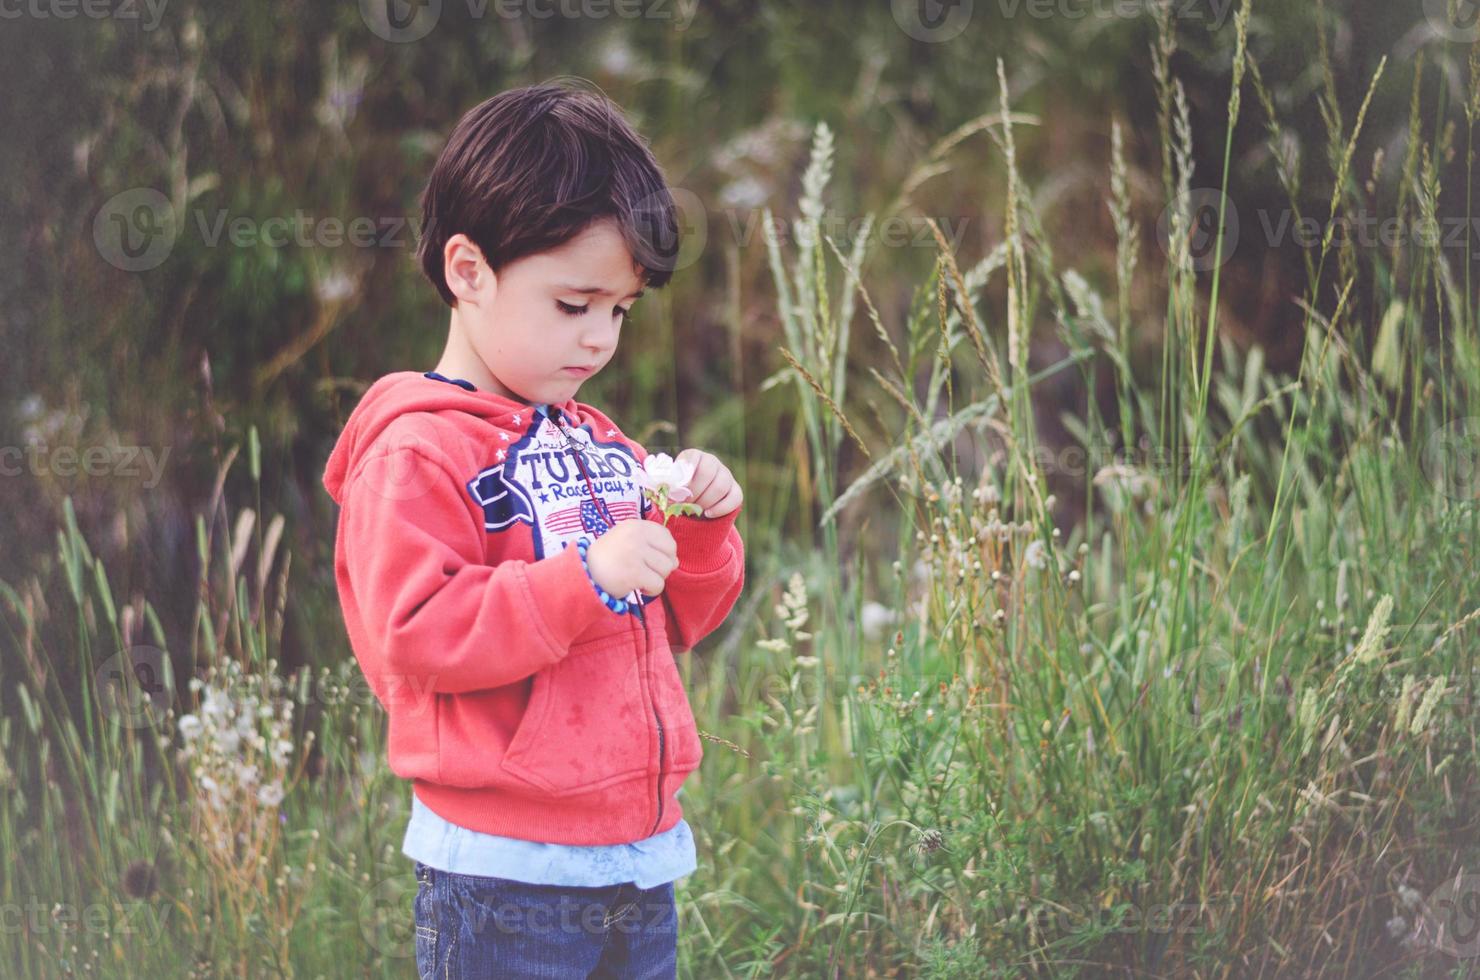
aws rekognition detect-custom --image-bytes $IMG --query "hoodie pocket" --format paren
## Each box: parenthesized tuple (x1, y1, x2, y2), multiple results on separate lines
(497, 638, 652, 797)
(650, 649, 703, 772)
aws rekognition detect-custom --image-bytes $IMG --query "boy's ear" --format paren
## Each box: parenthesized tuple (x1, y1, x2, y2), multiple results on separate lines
(444, 234, 495, 305)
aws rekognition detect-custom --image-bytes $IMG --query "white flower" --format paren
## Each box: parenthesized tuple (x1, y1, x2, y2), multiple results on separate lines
(178, 714, 203, 741)
(214, 728, 242, 755)
(236, 763, 259, 789)
(1023, 540, 1049, 570)
(257, 783, 285, 807)
(313, 268, 357, 305)
(635, 453, 696, 496)
(860, 601, 898, 641)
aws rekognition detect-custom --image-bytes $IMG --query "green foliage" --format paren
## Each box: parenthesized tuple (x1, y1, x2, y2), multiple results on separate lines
(4, 1, 1480, 976)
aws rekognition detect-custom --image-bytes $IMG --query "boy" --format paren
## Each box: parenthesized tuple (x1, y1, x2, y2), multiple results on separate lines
(321, 82, 745, 978)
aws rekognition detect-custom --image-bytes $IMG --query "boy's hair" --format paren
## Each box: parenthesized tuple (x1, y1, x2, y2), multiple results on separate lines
(416, 81, 680, 307)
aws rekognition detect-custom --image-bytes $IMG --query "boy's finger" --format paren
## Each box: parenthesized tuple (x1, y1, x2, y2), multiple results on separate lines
(705, 482, 743, 518)
(686, 453, 720, 501)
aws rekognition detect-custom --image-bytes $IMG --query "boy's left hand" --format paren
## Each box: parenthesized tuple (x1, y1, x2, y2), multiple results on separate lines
(674, 449, 743, 519)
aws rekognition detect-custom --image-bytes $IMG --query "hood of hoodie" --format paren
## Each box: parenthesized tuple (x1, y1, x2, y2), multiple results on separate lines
(322, 371, 584, 506)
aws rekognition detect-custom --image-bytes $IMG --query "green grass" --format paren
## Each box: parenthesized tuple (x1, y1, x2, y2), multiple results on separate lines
(3, 5, 1479, 977)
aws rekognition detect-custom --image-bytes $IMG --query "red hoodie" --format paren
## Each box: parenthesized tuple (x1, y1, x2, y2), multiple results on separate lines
(321, 371, 744, 845)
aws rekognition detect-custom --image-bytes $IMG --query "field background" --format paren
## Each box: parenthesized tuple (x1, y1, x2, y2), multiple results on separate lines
(2, 0, 1479, 976)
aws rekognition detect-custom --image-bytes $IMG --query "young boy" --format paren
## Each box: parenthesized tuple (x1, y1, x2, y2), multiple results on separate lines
(321, 82, 745, 978)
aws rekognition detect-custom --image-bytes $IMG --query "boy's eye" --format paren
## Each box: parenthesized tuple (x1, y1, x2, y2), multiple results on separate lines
(557, 300, 630, 318)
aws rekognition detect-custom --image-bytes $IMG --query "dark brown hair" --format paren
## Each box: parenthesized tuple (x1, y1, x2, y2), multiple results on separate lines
(415, 81, 680, 307)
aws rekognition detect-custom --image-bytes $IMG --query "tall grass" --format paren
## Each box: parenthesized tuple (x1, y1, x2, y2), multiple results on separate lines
(3, 8, 1478, 979)
(1, 442, 414, 977)
(676, 11, 1479, 979)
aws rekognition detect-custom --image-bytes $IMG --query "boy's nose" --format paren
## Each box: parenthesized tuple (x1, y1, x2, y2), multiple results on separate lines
(581, 322, 620, 354)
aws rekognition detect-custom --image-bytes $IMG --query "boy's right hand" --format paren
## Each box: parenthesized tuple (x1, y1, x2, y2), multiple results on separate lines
(585, 520, 678, 598)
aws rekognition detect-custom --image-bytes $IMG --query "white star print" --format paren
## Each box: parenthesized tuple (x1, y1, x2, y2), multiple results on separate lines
(496, 449, 506, 461)
(513, 413, 522, 425)
(606, 428, 617, 437)
(499, 432, 509, 441)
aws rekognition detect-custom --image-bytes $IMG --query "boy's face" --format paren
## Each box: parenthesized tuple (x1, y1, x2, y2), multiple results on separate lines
(449, 218, 646, 405)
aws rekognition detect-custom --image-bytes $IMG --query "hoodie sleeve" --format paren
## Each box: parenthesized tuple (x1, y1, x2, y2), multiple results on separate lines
(625, 435, 745, 653)
(651, 503, 746, 654)
(341, 440, 617, 694)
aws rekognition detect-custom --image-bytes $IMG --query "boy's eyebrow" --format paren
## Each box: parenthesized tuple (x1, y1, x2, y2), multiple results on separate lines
(557, 284, 645, 300)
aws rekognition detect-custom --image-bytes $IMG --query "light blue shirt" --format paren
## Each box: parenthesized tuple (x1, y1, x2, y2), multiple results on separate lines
(401, 795, 697, 888)
(400, 396, 697, 888)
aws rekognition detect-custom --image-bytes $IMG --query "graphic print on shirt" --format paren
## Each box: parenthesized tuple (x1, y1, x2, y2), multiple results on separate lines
(465, 409, 653, 580)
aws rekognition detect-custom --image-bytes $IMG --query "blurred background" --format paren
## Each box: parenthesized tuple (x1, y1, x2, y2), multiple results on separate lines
(3, 0, 1458, 664)
(3, 1, 1478, 976)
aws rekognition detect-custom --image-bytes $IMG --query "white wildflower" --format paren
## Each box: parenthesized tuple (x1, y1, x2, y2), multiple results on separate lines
(973, 482, 1001, 505)
(860, 601, 899, 641)
(634, 453, 696, 498)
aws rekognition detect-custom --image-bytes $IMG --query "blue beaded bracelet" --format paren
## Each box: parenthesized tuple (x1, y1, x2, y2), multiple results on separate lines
(575, 537, 630, 614)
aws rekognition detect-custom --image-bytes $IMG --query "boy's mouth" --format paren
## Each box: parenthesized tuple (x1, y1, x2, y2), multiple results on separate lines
(562, 365, 596, 377)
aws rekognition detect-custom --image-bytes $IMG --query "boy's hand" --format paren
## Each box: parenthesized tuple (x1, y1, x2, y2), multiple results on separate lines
(674, 449, 743, 519)
(586, 520, 678, 598)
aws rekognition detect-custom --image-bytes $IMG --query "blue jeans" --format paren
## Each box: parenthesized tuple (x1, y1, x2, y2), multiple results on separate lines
(412, 861, 678, 979)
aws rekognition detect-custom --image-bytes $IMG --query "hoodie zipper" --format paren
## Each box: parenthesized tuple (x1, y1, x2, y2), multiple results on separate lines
(550, 410, 666, 837)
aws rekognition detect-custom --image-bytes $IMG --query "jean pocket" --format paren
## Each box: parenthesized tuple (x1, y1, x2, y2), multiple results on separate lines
(499, 640, 651, 796)
(413, 863, 438, 979)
